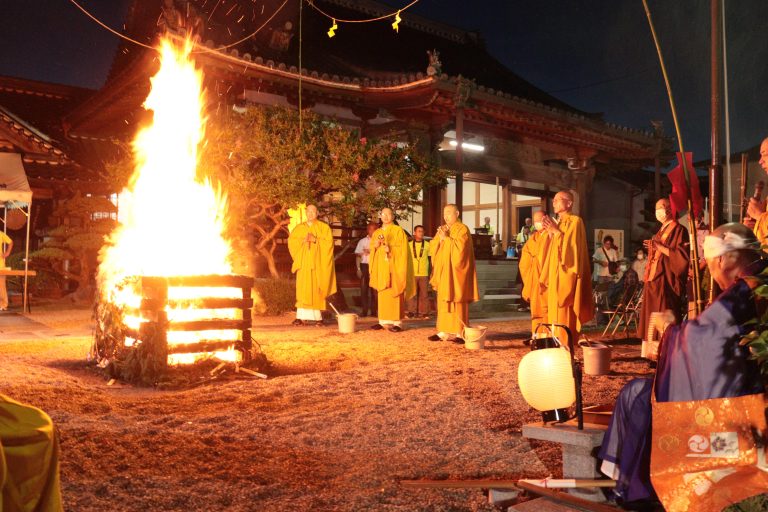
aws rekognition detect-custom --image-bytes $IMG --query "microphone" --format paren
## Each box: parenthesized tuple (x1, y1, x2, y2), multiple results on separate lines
(754, 181, 764, 201)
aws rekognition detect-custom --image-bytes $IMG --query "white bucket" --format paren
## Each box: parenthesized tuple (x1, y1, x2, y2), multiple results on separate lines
(579, 340, 612, 376)
(463, 325, 487, 350)
(337, 313, 357, 334)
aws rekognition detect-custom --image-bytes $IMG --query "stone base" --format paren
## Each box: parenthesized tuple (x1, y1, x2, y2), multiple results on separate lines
(522, 421, 608, 502)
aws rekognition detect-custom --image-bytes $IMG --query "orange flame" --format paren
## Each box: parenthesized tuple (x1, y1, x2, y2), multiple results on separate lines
(98, 38, 241, 365)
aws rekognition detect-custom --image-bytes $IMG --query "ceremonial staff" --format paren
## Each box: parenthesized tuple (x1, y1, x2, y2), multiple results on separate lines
(641, 0, 703, 316)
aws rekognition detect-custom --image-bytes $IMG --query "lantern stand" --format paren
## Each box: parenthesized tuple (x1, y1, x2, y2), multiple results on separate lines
(530, 323, 584, 430)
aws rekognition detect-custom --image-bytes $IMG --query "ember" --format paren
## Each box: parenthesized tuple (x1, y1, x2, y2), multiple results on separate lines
(95, 37, 252, 372)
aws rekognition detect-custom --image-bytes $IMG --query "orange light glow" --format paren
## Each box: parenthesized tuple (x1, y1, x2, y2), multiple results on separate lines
(98, 38, 241, 365)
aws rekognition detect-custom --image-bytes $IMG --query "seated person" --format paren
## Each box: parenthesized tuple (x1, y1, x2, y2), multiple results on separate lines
(1, 395, 63, 511)
(598, 223, 768, 509)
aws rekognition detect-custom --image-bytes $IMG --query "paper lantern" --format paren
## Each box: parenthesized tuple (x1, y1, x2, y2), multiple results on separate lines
(518, 347, 576, 412)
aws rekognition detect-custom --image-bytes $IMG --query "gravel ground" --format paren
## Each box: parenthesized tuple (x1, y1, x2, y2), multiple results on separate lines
(0, 308, 652, 511)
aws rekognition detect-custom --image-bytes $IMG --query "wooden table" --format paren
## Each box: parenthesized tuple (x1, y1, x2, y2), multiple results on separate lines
(0, 269, 37, 312)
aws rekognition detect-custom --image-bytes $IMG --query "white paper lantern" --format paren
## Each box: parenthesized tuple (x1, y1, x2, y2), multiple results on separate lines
(518, 347, 576, 411)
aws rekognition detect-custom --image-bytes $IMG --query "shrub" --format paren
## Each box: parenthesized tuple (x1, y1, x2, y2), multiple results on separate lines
(252, 277, 296, 316)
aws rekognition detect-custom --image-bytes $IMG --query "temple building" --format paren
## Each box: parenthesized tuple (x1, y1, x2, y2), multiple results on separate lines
(1, 0, 670, 304)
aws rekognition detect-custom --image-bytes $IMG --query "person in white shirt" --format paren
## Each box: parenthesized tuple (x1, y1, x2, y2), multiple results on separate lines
(355, 222, 378, 317)
(592, 235, 619, 284)
(631, 247, 647, 280)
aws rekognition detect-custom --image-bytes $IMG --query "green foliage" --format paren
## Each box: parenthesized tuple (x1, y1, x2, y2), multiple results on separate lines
(741, 273, 768, 376)
(30, 192, 117, 294)
(252, 277, 296, 316)
(201, 106, 447, 276)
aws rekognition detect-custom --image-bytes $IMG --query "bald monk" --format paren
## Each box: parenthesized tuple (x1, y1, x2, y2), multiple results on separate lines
(1, 395, 63, 511)
(428, 204, 479, 343)
(519, 211, 551, 335)
(745, 136, 768, 252)
(287, 204, 337, 326)
(540, 191, 594, 344)
(369, 208, 415, 332)
(638, 198, 689, 340)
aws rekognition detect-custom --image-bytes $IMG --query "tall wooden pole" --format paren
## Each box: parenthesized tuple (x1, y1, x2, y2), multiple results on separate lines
(710, 0, 723, 229)
(641, 0, 702, 316)
(709, 0, 723, 302)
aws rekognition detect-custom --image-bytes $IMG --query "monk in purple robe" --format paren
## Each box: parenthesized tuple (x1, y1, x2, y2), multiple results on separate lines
(599, 223, 766, 506)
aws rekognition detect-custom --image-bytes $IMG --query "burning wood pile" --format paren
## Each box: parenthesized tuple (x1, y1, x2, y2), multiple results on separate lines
(93, 38, 260, 383)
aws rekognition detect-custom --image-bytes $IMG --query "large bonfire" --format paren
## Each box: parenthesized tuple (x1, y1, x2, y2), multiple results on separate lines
(97, 38, 244, 367)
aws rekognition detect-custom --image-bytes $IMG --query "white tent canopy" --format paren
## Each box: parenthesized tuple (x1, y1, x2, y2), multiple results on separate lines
(0, 152, 33, 312)
(0, 153, 32, 206)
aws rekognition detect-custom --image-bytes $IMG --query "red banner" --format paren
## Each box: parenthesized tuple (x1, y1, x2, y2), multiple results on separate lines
(667, 152, 703, 218)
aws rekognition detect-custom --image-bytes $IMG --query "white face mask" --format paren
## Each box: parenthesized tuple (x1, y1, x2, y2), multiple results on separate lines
(637, 253, 645, 260)
(655, 209, 668, 223)
(533, 222, 543, 231)
(620, 264, 628, 272)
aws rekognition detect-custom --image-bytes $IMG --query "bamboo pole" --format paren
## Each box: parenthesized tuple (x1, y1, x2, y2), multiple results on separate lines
(641, 0, 703, 316)
(400, 478, 615, 490)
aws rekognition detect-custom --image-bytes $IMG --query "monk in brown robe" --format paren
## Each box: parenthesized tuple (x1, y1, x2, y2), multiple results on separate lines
(638, 198, 690, 340)
(519, 210, 550, 335)
(540, 191, 594, 344)
(745, 136, 768, 252)
(428, 204, 479, 343)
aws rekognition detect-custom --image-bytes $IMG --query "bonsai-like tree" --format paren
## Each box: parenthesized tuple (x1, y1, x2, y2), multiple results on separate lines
(31, 192, 117, 299)
(201, 106, 447, 277)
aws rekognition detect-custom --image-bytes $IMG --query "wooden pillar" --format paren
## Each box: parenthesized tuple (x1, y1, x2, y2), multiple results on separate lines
(503, 182, 512, 248)
(455, 107, 464, 210)
(453, 76, 472, 212)
(424, 124, 447, 234)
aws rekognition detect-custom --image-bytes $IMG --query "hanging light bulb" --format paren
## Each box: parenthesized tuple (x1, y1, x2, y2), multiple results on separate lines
(327, 18, 338, 38)
(391, 10, 401, 33)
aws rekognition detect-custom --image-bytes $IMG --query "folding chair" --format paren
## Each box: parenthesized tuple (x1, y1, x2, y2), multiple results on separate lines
(601, 284, 643, 337)
(601, 283, 636, 336)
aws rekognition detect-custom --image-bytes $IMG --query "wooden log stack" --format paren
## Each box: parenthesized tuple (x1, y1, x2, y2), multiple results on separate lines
(120, 274, 255, 369)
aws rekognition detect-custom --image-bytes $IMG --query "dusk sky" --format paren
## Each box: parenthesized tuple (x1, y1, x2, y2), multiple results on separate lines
(2, 0, 766, 160)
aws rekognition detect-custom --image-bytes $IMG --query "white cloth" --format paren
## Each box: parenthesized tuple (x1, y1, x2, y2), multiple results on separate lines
(296, 308, 322, 321)
(593, 247, 618, 278)
(379, 319, 402, 327)
(703, 232, 758, 259)
(355, 236, 371, 264)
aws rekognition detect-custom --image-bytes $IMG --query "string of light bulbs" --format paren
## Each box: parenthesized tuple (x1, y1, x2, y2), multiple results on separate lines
(305, 0, 419, 37)
(66, 0, 288, 53)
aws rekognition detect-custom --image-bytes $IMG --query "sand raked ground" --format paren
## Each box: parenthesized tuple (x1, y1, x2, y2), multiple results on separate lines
(0, 305, 652, 511)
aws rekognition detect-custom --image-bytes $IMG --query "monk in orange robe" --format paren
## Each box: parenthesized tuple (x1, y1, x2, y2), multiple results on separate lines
(369, 208, 414, 332)
(428, 204, 479, 343)
(519, 210, 550, 335)
(745, 137, 768, 253)
(287, 204, 337, 326)
(540, 191, 594, 344)
(1, 394, 63, 512)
